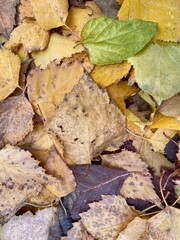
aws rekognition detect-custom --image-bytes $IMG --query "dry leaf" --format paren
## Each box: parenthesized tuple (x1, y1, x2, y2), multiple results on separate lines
(0, 208, 54, 240)
(151, 113, 180, 131)
(0, 96, 34, 147)
(80, 195, 136, 240)
(5, 21, 49, 52)
(30, 0, 69, 30)
(47, 73, 126, 165)
(27, 60, 84, 120)
(0, 0, 19, 37)
(0, 50, 20, 100)
(32, 32, 84, 69)
(90, 61, 131, 87)
(158, 93, 180, 117)
(17, 0, 34, 24)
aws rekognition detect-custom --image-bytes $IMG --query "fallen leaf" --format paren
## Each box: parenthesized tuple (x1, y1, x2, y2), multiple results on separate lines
(81, 17, 157, 64)
(0, 50, 20, 100)
(27, 60, 84, 120)
(70, 164, 129, 220)
(32, 32, 84, 69)
(118, 0, 180, 42)
(90, 61, 131, 87)
(5, 21, 49, 52)
(29, 0, 69, 30)
(158, 93, 180, 117)
(0, 208, 54, 240)
(128, 42, 180, 104)
(17, 0, 34, 24)
(0, 145, 55, 223)
(151, 113, 180, 131)
(0, 0, 19, 37)
(0, 96, 34, 147)
(93, 0, 120, 18)
(47, 73, 126, 165)
(80, 195, 136, 240)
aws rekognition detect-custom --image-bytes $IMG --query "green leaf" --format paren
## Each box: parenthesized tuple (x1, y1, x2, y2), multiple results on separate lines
(128, 42, 180, 105)
(81, 17, 157, 65)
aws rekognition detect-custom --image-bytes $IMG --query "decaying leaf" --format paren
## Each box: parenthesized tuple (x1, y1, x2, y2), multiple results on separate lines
(118, 0, 180, 42)
(0, 208, 54, 240)
(90, 61, 131, 87)
(128, 42, 180, 104)
(0, 50, 20, 100)
(27, 60, 84, 120)
(5, 21, 49, 52)
(158, 93, 180, 117)
(80, 195, 136, 240)
(47, 73, 126, 165)
(0, 0, 19, 37)
(29, 0, 69, 30)
(0, 96, 34, 147)
(70, 164, 129, 220)
(0, 145, 56, 223)
(32, 32, 84, 69)
(81, 17, 157, 64)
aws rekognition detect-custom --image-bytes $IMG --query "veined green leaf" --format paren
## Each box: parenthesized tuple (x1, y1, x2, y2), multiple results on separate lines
(128, 42, 180, 104)
(81, 17, 157, 65)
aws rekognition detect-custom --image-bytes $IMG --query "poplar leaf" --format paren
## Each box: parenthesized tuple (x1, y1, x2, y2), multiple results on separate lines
(81, 17, 157, 65)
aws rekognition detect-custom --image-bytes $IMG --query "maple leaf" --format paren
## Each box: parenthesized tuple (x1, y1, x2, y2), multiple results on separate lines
(0, 0, 19, 38)
(118, 0, 180, 42)
(0, 50, 20, 100)
(80, 195, 136, 240)
(0, 96, 34, 147)
(47, 73, 126, 165)
(29, 0, 69, 30)
(69, 164, 129, 221)
(27, 60, 84, 120)
(158, 93, 180, 117)
(128, 42, 180, 104)
(0, 208, 53, 240)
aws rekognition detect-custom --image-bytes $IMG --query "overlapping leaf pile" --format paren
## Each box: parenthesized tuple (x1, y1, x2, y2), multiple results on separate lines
(0, 0, 180, 239)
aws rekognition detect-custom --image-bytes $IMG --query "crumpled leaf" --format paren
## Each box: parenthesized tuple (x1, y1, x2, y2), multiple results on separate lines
(158, 93, 180, 117)
(70, 164, 129, 220)
(0, 50, 20, 100)
(47, 73, 126, 165)
(80, 195, 136, 240)
(0, 0, 19, 37)
(144, 206, 180, 239)
(128, 42, 180, 104)
(27, 60, 84, 120)
(32, 32, 84, 69)
(29, 0, 69, 30)
(5, 21, 49, 52)
(90, 61, 131, 87)
(0, 145, 56, 223)
(81, 17, 157, 65)
(118, 0, 180, 42)
(0, 208, 54, 240)
(0, 96, 34, 147)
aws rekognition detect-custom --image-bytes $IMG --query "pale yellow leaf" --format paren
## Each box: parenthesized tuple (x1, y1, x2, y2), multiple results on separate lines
(5, 21, 49, 52)
(0, 50, 20, 100)
(27, 60, 84, 120)
(32, 32, 84, 69)
(151, 113, 180, 131)
(30, 0, 69, 30)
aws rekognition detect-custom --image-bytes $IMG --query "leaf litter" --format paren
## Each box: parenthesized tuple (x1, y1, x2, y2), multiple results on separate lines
(0, 0, 180, 239)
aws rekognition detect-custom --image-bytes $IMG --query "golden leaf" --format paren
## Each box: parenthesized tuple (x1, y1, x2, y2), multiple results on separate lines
(151, 113, 180, 131)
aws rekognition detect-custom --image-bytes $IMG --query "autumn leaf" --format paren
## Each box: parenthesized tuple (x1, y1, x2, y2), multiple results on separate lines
(151, 113, 180, 131)
(17, 0, 34, 24)
(158, 93, 180, 117)
(47, 73, 126, 165)
(81, 17, 157, 64)
(128, 42, 180, 104)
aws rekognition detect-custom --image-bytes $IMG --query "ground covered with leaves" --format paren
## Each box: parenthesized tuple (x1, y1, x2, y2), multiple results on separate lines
(0, 0, 180, 239)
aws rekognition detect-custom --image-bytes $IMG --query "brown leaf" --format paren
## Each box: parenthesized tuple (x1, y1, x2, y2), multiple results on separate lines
(158, 93, 180, 117)
(17, 0, 34, 24)
(47, 73, 126, 165)
(0, 0, 19, 37)
(0, 96, 34, 147)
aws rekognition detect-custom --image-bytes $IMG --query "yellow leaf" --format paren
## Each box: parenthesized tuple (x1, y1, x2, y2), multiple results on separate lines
(32, 32, 84, 69)
(29, 0, 69, 30)
(118, 0, 180, 42)
(0, 50, 20, 100)
(90, 61, 131, 87)
(66, 1, 102, 37)
(27, 60, 84, 120)
(5, 21, 49, 52)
